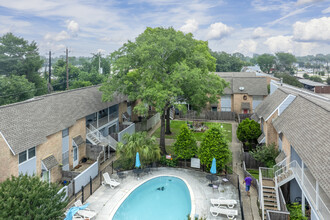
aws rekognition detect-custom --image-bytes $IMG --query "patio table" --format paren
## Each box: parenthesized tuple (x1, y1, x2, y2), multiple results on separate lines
(133, 168, 143, 179)
(206, 174, 218, 184)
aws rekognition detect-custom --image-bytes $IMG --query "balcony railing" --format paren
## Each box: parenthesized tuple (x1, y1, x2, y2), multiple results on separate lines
(275, 160, 330, 220)
(89, 112, 118, 128)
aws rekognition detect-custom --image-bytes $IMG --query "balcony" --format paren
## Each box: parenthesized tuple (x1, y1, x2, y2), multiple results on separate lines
(88, 112, 118, 129)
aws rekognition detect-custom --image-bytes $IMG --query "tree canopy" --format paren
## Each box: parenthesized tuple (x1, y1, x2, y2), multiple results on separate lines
(100, 27, 228, 154)
(173, 124, 198, 161)
(0, 174, 68, 219)
(257, 54, 276, 74)
(210, 51, 248, 72)
(275, 52, 297, 74)
(198, 126, 231, 171)
(274, 73, 303, 88)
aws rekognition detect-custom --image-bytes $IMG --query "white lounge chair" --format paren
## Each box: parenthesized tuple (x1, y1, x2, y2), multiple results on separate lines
(76, 209, 97, 220)
(102, 172, 120, 189)
(210, 197, 237, 208)
(74, 200, 94, 211)
(210, 206, 238, 219)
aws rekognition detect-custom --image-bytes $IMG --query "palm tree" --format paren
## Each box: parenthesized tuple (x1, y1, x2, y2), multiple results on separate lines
(116, 132, 160, 166)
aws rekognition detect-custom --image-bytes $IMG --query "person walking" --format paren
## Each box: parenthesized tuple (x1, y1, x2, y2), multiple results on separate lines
(243, 175, 253, 196)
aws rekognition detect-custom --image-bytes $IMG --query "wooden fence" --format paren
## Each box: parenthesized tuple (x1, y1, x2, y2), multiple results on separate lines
(177, 110, 236, 121)
(238, 114, 253, 123)
(243, 151, 263, 169)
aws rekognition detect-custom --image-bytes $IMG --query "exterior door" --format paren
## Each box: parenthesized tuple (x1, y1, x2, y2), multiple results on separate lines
(243, 109, 248, 114)
(73, 145, 79, 168)
(42, 170, 50, 183)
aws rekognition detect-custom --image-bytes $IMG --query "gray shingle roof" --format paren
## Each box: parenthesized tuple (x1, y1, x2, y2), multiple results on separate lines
(254, 89, 288, 120)
(73, 135, 84, 146)
(232, 78, 268, 95)
(215, 72, 256, 78)
(272, 95, 330, 198)
(215, 73, 267, 96)
(241, 102, 250, 109)
(42, 155, 59, 170)
(298, 78, 326, 87)
(257, 133, 265, 144)
(0, 85, 126, 155)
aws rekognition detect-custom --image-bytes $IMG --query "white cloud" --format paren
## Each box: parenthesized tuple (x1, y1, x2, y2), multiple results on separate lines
(67, 20, 79, 33)
(293, 17, 330, 42)
(322, 6, 330, 13)
(237, 39, 257, 55)
(44, 31, 70, 42)
(206, 22, 233, 40)
(97, 49, 106, 54)
(268, 4, 313, 26)
(252, 27, 269, 38)
(264, 35, 294, 53)
(296, 0, 324, 5)
(180, 19, 198, 33)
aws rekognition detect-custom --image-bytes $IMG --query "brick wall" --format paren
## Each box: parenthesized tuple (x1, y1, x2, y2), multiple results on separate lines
(281, 134, 291, 162)
(68, 118, 86, 170)
(0, 135, 18, 182)
(232, 94, 253, 115)
(265, 110, 278, 146)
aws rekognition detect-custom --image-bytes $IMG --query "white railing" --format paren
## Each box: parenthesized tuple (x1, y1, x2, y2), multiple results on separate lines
(118, 123, 135, 143)
(147, 113, 160, 130)
(275, 160, 330, 220)
(73, 161, 98, 194)
(57, 185, 68, 201)
(259, 167, 265, 220)
(87, 124, 118, 149)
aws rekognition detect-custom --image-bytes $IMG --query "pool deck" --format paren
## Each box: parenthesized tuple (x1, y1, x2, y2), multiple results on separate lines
(86, 167, 241, 220)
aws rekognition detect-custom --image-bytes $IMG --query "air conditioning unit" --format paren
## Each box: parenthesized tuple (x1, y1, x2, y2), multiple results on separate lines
(239, 87, 245, 91)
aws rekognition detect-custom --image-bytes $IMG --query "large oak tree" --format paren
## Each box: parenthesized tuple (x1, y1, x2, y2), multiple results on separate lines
(100, 27, 227, 154)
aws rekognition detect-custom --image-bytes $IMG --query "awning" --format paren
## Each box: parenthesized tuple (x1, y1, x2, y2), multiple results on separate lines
(42, 155, 59, 171)
(275, 151, 286, 164)
(211, 103, 218, 107)
(241, 102, 250, 110)
(73, 135, 84, 146)
(257, 133, 265, 144)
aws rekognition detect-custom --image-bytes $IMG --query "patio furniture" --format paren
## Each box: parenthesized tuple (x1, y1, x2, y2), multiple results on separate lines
(117, 171, 126, 181)
(206, 174, 218, 184)
(210, 197, 237, 208)
(143, 166, 151, 175)
(210, 206, 238, 219)
(74, 200, 94, 212)
(76, 209, 97, 220)
(133, 168, 144, 179)
(102, 172, 120, 189)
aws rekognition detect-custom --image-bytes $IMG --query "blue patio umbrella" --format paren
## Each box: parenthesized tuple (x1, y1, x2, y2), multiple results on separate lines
(210, 158, 216, 174)
(135, 152, 141, 168)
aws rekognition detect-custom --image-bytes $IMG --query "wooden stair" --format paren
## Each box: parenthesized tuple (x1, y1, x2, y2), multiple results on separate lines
(262, 179, 278, 219)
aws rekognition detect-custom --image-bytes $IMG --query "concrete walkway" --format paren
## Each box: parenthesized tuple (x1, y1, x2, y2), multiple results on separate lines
(230, 122, 261, 220)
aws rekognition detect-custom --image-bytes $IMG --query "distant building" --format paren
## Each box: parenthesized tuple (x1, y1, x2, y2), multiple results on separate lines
(298, 78, 330, 94)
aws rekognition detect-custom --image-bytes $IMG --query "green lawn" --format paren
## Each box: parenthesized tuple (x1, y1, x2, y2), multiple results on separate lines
(152, 120, 232, 142)
(247, 169, 259, 180)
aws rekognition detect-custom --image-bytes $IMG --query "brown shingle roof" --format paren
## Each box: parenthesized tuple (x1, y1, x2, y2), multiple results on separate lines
(0, 85, 126, 155)
(42, 155, 59, 170)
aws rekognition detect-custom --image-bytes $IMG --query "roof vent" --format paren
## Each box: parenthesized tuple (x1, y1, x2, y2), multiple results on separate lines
(239, 87, 245, 91)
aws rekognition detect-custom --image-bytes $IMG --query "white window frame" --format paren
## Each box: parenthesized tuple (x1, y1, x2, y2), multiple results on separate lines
(18, 147, 36, 165)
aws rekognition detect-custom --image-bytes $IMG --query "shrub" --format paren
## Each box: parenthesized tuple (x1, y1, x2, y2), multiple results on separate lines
(198, 127, 231, 171)
(173, 124, 198, 163)
(250, 143, 279, 167)
(287, 203, 308, 220)
(326, 77, 330, 85)
(309, 75, 323, 83)
(303, 73, 309, 79)
(237, 118, 262, 149)
(159, 155, 177, 167)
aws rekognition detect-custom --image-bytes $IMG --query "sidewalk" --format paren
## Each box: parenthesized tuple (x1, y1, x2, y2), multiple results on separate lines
(231, 122, 261, 220)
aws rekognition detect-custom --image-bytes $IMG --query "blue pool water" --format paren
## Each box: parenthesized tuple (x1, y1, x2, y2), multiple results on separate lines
(113, 176, 191, 220)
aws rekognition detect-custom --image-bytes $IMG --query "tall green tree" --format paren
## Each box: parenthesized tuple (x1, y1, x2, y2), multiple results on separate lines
(275, 52, 297, 74)
(236, 118, 262, 150)
(116, 132, 160, 165)
(198, 126, 231, 171)
(0, 174, 68, 219)
(173, 124, 198, 165)
(326, 77, 330, 85)
(100, 27, 227, 154)
(274, 73, 303, 88)
(0, 33, 46, 96)
(52, 59, 81, 91)
(257, 54, 276, 74)
(0, 75, 36, 106)
(309, 75, 323, 83)
(210, 51, 247, 72)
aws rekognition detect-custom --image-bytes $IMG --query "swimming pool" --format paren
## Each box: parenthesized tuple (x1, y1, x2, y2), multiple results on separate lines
(113, 176, 192, 220)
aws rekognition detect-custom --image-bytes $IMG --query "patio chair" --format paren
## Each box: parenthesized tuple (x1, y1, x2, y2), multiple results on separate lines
(74, 200, 94, 211)
(102, 172, 120, 189)
(210, 197, 237, 208)
(76, 209, 97, 220)
(210, 206, 238, 219)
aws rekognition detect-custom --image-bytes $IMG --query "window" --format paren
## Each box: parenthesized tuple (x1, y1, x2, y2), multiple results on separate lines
(211, 106, 218, 112)
(62, 128, 69, 137)
(28, 147, 35, 159)
(19, 151, 27, 164)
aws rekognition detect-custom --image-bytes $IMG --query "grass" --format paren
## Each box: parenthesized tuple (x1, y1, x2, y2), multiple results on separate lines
(152, 120, 232, 142)
(247, 169, 259, 180)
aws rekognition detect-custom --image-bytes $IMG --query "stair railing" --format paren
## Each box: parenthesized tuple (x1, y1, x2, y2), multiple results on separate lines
(259, 167, 265, 220)
(88, 124, 118, 150)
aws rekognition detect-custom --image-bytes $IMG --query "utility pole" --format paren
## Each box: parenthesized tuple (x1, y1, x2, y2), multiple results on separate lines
(48, 51, 51, 84)
(66, 47, 69, 90)
(98, 52, 101, 74)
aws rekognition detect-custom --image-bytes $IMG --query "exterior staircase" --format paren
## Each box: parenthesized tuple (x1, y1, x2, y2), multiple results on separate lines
(86, 124, 118, 150)
(262, 179, 278, 219)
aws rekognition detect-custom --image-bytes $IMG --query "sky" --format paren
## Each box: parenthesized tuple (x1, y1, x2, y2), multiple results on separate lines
(0, 0, 330, 57)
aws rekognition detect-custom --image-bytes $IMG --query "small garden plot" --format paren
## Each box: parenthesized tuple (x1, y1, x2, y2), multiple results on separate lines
(152, 120, 232, 142)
